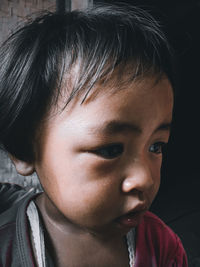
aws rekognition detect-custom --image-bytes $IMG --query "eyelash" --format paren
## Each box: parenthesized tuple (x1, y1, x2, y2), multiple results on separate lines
(91, 142, 167, 160)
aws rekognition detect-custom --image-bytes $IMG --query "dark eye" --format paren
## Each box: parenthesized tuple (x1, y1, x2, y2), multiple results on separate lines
(92, 143, 124, 159)
(149, 142, 167, 154)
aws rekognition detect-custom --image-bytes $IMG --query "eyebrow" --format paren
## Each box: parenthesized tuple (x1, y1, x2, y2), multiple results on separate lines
(89, 120, 171, 135)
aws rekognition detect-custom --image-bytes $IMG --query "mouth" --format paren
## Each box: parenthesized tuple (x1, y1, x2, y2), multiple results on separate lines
(115, 205, 147, 229)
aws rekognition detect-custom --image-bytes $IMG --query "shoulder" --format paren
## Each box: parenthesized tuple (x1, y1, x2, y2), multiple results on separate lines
(0, 183, 21, 265)
(0, 221, 17, 262)
(135, 211, 188, 266)
(0, 183, 26, 210)
(141, 211, 177, 238)
(137, 211, 181, 250)
(0, 182, 38, 225)
(0, 183, 39, 266)
(0, 182, 37, 213)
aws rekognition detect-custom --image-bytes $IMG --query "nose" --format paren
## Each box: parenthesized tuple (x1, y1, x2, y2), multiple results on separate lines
(122, 161, 154, 193)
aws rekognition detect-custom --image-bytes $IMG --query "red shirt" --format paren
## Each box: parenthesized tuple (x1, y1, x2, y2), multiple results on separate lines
(134, 211, 188, 267)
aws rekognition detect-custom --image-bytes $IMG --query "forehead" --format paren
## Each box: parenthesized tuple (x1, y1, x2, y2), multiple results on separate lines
(46, 74, 173, 133)
(56, 65, 171, 111)
(82, 75, 173, 115)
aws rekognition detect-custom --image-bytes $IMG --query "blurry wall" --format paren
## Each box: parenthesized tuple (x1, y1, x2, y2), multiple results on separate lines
(0, 0, 55, 44)
(0, 0, 56, 189)
(71, 0, 93, 10)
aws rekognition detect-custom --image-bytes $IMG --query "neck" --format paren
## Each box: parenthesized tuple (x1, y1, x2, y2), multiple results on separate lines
(34, 193, 130, 267)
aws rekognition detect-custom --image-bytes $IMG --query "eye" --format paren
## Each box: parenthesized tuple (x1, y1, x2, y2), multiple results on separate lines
(149, 142, 167, 154)
(92, 143, 124, 159)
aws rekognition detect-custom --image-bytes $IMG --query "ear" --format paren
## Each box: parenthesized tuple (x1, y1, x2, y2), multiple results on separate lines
(9, 155, 35, 176)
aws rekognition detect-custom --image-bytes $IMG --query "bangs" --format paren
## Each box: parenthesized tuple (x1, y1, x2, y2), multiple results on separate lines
(49, 4, 173, 105)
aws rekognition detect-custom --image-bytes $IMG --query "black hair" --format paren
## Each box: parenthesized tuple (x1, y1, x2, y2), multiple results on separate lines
(0, 3, 174, 162)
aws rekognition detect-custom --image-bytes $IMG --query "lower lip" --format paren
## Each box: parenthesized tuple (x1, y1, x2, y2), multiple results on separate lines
(117, 210, 145, 228)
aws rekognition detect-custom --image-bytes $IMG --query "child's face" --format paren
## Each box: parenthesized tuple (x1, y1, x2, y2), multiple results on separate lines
(34, 74, 173, 237)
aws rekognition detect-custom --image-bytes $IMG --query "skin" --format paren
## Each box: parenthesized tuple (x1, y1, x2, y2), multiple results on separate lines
(14, 74, 173, 266)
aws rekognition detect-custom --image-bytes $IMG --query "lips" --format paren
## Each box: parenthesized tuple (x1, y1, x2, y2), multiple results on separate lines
(116, 205, 147, 228)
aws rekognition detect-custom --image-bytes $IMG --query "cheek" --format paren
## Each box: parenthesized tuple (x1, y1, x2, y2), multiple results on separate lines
(39, 160, 122, 225)
(54, 180, 120, 228)
(70, 160, 123, 215)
